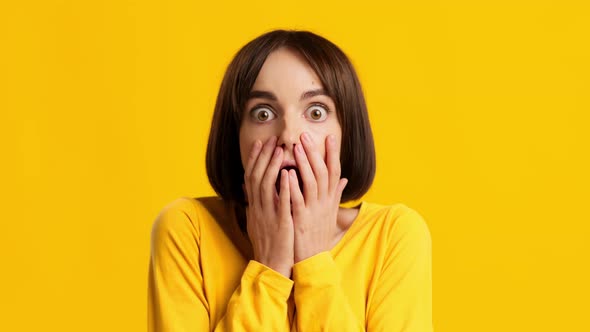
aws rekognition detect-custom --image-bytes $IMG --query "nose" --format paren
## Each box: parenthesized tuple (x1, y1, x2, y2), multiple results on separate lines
(276, 114, 302, 156)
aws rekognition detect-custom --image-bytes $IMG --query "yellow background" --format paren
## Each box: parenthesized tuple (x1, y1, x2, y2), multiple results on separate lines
(1, 0, 588, 331)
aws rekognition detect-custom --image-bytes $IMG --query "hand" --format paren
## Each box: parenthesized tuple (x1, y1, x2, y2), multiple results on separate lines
(243, 136, 294, 278)
(290, 132, 348, 263)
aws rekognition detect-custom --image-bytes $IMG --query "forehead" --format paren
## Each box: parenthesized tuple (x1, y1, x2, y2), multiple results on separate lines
(251, 48, 323, 92)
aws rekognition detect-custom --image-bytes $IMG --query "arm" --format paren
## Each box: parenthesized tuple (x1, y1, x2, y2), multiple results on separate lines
(147, 200, 293, 332)
(286, 132, 361, 330)
(292, 252, 364, 331)
(292, 209, 433, 332)
(366, 209, 433, 332)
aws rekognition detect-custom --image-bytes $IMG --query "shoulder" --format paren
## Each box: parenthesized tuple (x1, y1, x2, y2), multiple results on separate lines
(361, 201, 432, 252)
(150, 196, 224, 247)
(151, 197, 199, 234)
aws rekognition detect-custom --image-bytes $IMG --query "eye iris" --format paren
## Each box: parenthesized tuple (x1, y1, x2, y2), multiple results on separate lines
(258, 110, 269, 121)
(311, 109, 322, 120)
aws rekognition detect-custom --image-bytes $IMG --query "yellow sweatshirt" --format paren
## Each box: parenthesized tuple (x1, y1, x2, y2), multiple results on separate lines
(148, 196, 432, 331)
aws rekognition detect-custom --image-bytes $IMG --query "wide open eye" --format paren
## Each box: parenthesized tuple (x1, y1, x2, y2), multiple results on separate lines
(250, 106, 276, 122)
(305, 104, 329, 121)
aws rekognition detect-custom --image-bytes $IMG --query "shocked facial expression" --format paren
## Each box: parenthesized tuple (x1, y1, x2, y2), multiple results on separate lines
(239, 47, 342, 182)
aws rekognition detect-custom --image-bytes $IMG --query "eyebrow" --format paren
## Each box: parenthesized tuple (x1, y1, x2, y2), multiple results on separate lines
(247, 88, 328, 102)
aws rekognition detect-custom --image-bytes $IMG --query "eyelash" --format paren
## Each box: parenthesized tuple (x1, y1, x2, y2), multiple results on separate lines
(249, 104, 276, 122)
(249, 103, 331, 121)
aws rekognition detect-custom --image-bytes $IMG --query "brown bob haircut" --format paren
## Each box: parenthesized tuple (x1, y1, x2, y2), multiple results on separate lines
(206, 29, 375, 207)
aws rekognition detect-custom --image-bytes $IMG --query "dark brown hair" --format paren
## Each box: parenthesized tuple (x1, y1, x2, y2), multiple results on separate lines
(206, 30, 375, 209)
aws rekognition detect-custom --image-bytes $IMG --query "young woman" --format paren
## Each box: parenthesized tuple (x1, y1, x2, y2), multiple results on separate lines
(148, 30, 432, 331)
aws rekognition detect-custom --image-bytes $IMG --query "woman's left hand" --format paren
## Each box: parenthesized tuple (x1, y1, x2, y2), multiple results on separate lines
(290, 132, 348, 263)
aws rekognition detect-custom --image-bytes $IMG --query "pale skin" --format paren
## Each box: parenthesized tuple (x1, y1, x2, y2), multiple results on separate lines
(240, 48, 359, 278)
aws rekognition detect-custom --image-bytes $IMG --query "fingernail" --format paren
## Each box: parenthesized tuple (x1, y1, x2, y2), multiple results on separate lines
(328, 135, 335, 145)
(274, 147, 281, 156)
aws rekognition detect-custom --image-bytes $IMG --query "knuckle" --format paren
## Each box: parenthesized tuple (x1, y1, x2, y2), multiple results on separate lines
(333, 168, 341, 178)
(306, 178, 317, 190)
(262, 176, 274, 190)
(250, 172, 261, 183)
(260, 185, 269, 197)
(294, 199, 304, 209)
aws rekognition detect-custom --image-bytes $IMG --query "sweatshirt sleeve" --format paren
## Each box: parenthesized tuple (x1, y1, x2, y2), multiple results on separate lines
(148, 200, 294, 332)
(292, 252, 364, 331)
(366, 208, 433, 332)
(291, 207, 433, 332)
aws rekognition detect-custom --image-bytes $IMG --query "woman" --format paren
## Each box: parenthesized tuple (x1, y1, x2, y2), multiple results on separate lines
(148, 30, 432, 331)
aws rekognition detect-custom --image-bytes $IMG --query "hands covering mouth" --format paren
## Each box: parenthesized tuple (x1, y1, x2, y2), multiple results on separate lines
(243, 133, 348, 277)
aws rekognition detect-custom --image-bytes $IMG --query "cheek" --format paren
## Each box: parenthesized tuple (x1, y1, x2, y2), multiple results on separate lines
(239, 145, 248, 169)
(309, 125, 342, 159)
(308, 133, 338, 162)
(238, 131, 253, 169)
(239, 125, 273, 168)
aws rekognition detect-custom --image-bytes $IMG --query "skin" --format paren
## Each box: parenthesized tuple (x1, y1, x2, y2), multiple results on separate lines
(239, 47, 359, 278)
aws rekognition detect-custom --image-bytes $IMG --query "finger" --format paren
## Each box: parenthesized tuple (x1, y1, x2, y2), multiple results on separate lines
(243, 140, 262, 206)
(300, 132, 329, 198)
(289, 169, 305, 213)
(249, 136, 278, 208)
(261, 146, 283, 208)
(278, 169, 291, 222)
(244, 140, 262, 179)
(336, 178, 348, 202)
(325, 134, 342, 193)
(294, 142, 317, 201)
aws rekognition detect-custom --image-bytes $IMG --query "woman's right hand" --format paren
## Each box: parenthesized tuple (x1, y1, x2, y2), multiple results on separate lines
(243, 136, 294, 278)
